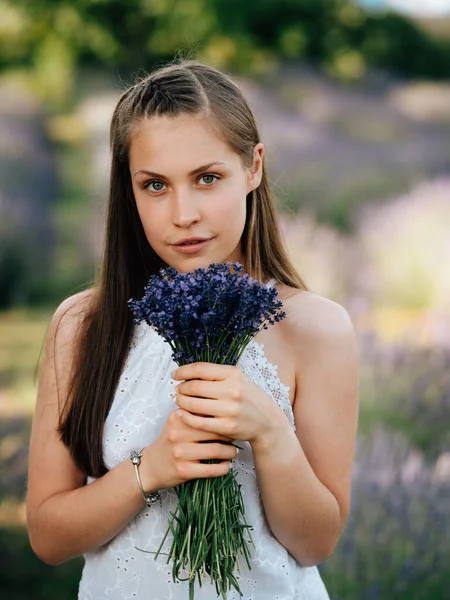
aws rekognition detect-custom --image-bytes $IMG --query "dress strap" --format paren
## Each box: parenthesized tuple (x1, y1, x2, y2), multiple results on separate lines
(265, 277, 277, 288)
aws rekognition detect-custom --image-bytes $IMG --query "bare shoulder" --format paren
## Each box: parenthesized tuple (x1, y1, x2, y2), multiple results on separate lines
(51, 288, 95, 331)
(46, 288, 96, 353)
(39, 288, 97, 398)
(278, 287, 355, 345)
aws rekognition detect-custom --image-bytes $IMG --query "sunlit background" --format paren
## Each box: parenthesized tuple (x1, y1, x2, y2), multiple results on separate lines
(1, 1, 449, 598)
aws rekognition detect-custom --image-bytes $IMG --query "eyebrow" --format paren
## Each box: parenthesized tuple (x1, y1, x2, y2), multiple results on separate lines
(133, 161, 226, 179)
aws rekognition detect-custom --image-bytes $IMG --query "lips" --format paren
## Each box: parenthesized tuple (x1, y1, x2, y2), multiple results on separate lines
(173, 237, 211, 246)
(171, 238, 212, 254)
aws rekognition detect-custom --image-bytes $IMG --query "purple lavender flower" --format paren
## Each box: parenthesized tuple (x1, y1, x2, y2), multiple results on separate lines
(128, 261, 286, 366)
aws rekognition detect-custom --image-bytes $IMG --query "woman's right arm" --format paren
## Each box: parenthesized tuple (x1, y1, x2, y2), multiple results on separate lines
(27, 291, 154, 565)
(27, 292, 236, 566)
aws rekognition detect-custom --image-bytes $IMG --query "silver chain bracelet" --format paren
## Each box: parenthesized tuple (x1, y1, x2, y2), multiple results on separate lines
(130, 450, 163, 508)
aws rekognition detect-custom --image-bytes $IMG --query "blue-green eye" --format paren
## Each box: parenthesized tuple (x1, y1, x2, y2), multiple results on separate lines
(200, 174, 219, 185)
(146, 180, 165, 192)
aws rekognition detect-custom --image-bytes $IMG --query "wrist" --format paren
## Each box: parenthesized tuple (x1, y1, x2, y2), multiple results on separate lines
(139, 446, 160, 494)
(130, 448, 162, 508)
(250, 410, 289, 455)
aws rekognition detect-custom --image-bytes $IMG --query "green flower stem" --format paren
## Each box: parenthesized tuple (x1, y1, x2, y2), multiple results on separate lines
(161, 468, 251, 598)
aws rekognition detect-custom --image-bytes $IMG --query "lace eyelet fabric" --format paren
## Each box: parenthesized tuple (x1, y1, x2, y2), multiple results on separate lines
(78, 286, 330, 599)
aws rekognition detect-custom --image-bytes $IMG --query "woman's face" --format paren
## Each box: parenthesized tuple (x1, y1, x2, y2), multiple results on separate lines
(129, 113, 264, 273)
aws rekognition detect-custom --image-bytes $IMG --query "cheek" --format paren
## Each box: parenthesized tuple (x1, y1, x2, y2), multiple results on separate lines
(134, 195, 166, 244)
(211, 189, 247, 229)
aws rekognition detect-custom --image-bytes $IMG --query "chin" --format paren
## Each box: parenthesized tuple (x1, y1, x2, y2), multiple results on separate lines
(174, 257, 221, 272)
(152, 240, 244, 273)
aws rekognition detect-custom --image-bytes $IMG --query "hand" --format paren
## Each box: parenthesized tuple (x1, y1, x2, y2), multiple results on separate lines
(172, 362, 286, 446)
(139, 407, 238, 492)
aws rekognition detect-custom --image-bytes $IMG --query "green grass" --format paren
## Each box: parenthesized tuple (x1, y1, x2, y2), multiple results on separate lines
(0, 309, 51, 416)
(0, 526, 83, 600)
(0, 310, 83, 599)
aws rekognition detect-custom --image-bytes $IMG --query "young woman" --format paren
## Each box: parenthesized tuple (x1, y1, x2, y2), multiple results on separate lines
(27, 59, 359, 599)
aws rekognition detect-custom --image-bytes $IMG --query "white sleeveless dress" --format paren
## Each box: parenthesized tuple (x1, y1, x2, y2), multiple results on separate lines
(78, 279, 331, 600)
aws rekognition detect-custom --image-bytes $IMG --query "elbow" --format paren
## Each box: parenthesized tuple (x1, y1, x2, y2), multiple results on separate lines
(290, 496, 347, 567)
(293, 533, 341, 568)
(297, 545, 335, 568)
(29, 535, 58, 566)
(299, 506, 347, 567)
(27, 502, 72, 566)
(28, 526, 69, 566)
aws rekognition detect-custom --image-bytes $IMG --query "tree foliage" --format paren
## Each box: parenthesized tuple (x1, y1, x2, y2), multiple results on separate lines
(1, 0, 450, 104)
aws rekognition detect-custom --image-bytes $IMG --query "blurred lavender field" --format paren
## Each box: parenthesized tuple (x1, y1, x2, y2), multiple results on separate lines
(279, 177, 450, 597)
(1, 62, 450, 598)
(319, 339, 450, 599)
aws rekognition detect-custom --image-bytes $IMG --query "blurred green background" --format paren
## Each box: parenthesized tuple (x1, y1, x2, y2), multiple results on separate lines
(1, 1, 450, 598)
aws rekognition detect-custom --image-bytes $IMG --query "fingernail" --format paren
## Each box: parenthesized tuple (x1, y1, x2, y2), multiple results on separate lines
(236, 447, 240, 455)
(176, 409, 183, 418)
(171, 370, 177, 378)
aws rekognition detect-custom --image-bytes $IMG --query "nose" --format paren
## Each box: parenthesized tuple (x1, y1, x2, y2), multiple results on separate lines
(171, 187, 201, 228)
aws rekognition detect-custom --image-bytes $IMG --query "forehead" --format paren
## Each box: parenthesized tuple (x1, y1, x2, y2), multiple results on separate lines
(128, 114, 240, 170)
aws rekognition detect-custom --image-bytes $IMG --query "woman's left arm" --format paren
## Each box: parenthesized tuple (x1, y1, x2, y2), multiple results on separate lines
(251, 293, 359, 567)
(173, 293, 359, 567)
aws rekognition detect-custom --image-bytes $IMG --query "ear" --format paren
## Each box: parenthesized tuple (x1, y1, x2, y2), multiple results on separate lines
(246, 143, 265, 193)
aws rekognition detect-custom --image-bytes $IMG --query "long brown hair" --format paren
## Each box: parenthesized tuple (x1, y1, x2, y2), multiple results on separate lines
(58, 58, 308, 477)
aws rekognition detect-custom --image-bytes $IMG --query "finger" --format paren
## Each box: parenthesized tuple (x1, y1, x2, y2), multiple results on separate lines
(196, 430, 234, 443)
(176, 379, 224, 400)
(178, 442, 237, 462)
(180, 426, 233, 443)
(180, 461, 231, 480)
(176, 393, 233, 418)
(172, 362, 235, 382)
(177, 408, 232, 437)
(173, 412, 233, 442)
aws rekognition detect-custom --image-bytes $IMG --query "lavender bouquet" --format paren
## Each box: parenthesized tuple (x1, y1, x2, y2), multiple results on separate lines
(128, 262, 286, 599)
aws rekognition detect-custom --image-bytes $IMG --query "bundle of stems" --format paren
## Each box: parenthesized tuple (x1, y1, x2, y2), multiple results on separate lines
(147, 458, 255, 600)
